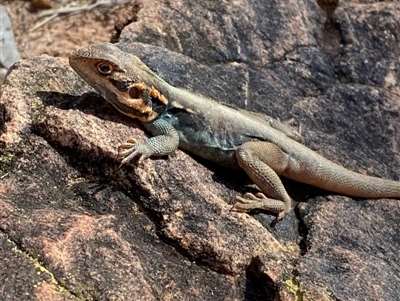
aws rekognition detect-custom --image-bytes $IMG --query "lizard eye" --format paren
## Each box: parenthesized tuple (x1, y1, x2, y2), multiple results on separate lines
(96, 62, 113, 75)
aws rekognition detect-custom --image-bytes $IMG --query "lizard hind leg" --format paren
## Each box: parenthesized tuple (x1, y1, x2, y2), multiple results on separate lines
(233, 141, 292, 220)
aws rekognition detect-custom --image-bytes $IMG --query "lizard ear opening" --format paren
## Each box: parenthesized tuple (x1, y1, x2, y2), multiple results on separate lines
(129, 86, 141, 99)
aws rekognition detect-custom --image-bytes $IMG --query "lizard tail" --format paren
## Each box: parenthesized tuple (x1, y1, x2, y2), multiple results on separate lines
(318, 168, 400, 198)
(287, 158, 400, 198)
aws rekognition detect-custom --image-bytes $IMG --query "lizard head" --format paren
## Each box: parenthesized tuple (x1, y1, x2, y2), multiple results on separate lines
(69, 43, 169, 122)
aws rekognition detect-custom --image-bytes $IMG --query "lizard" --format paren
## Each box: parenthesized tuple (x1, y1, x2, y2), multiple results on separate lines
(69, 42, 400, 221)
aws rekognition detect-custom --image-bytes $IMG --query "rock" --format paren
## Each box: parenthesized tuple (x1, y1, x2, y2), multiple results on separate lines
(0, 5, 21, 70)
(1, 0, 399, 300)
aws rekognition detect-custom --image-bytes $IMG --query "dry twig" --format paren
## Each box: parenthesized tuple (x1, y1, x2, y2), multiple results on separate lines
(38, 0, 132, 17)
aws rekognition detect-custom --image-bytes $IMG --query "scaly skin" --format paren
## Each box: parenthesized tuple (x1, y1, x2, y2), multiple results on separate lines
(69, 42, 400, 221)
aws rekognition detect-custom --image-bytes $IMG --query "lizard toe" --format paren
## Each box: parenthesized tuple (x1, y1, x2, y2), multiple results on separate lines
(231, 192, 288, 215)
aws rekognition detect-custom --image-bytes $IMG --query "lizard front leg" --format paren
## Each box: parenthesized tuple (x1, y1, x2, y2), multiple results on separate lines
(117, 118, 179, 165)
(233, 141, 292, 220)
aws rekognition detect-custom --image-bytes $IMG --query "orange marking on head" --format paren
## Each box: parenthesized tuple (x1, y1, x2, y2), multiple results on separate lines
(134, 82, 148, 90)
(150, 86, 168, 105)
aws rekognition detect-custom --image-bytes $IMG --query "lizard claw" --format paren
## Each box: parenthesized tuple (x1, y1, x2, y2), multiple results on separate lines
(117, 138, 137, 166)
(231, 192, 287, 215)
(116, 138, 151, 166)
(117, 138, 138, 157)
(231, 192, 266, 212)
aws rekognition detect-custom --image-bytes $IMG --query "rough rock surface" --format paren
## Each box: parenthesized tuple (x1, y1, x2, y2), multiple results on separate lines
(1, 0, 400, 300)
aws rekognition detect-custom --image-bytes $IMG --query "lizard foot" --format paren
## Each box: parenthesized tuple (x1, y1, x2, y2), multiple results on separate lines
(231, 192, 288, 219)
(116, 138, 152, 166)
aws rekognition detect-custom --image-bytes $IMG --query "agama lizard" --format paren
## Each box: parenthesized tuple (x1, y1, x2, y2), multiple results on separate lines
(69, 42, 400, 220)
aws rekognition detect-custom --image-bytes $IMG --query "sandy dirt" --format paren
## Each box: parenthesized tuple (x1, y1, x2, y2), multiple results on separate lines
(1, 0, 130, 59)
